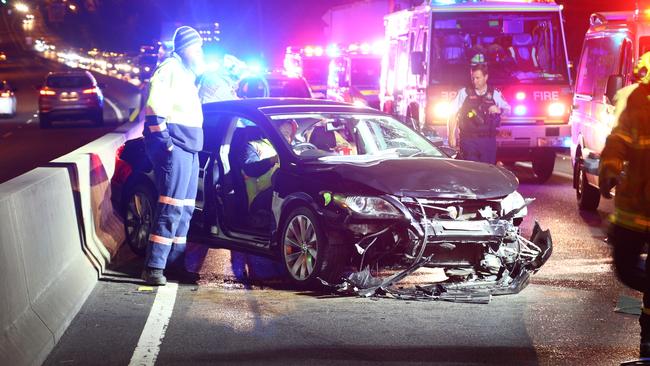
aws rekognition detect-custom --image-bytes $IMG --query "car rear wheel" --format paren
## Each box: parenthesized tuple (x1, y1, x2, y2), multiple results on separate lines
(279, 206, 348, 289)
(532, 150, 555, 183)
(124, 182, 156, 257)
(575, 157, 600, 211)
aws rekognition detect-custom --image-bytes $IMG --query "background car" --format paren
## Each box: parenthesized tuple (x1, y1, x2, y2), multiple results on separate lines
(112, 99, 550, 290)
(0, 80, 17, 117)
(38, 70, 104, 128)
(237, 72, 312, 99)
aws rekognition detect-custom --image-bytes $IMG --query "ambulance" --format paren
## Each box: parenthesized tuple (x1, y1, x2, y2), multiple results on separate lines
(570, 3, 650, 210)
(380, 0, 573, 182)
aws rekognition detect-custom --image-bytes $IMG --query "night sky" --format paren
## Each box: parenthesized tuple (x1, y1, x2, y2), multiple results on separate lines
(47, 0, 638, 66)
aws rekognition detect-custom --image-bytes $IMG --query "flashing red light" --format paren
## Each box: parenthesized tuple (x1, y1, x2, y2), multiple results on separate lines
(83, 87, 98, 94)
(39, 89, 55, 96)
(516, 92, 526, 100)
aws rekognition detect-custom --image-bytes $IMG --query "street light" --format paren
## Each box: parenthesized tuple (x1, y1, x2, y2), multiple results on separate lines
(14, 3, 29, 13)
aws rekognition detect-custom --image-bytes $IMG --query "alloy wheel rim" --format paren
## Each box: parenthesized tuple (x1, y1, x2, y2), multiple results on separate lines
(126, 192, 152, 251)
(283, 215, 318, 281)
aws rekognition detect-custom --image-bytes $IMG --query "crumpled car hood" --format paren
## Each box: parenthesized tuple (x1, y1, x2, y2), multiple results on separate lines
(307, 157, 518, 200)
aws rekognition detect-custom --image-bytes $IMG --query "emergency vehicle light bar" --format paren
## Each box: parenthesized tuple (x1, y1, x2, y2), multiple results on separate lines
(430, 0, 556, 4)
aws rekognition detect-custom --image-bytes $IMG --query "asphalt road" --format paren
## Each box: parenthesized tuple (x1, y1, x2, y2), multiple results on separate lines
(0, 9, 141, 184)
(42, 161, 642, 366)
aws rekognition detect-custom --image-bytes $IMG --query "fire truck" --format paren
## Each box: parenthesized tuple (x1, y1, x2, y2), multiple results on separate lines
(284, 46, 331, 99)
(380, 0, 573, 182)
(284, 43, 384, 107)
(327, 42, 385, 109)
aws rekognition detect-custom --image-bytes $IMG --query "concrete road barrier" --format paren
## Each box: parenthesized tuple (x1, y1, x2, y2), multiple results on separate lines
(0, 168, 96, 366)
(0, 103, 143, 365)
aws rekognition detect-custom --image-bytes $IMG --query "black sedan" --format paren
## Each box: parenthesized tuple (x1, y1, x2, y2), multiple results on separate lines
(112, 99, 551, 290)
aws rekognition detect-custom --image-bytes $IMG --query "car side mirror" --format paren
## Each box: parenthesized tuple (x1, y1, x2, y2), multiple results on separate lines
(605, 74, 624, 104)
(410, 51, 426, 75)
(439, 145, 458, 159)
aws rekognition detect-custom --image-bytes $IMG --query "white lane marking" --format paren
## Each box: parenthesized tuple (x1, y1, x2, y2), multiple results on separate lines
(105, 97, 124, 122)
(2, 132, 12, 138)
(128, 282, 178, 366)
(26, 119, 33, 124)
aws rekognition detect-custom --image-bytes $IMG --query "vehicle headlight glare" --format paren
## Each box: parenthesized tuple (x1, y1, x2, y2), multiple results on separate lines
(548, 102, 565, 117)
(344, 196, 402, 218)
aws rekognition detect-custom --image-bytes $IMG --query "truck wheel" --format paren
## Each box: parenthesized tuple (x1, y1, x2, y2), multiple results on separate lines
(575, 158, 600, 211)
(532, 150, 555, 183)
(279, 206, 348, 289)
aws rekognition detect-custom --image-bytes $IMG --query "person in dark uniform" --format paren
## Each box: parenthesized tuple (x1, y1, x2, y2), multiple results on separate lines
(448, 63, 511, 164)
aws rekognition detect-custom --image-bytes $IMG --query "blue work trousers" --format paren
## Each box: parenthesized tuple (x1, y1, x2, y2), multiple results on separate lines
(460, 136, 497, 164)
(144, 142, 199, 270)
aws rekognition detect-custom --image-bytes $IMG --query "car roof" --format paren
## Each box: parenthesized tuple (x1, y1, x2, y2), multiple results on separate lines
(202, 98, 384, 116)
(46, 71, 93, 78)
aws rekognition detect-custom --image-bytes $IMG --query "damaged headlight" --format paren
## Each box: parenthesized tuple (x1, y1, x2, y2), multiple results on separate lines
(500, 191, 527, 218)
(337, 196, 403, 219)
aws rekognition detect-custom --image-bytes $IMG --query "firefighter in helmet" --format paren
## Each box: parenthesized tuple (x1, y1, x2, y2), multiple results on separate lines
(448, 61, 511, 164)
(601, 51, 650, 359)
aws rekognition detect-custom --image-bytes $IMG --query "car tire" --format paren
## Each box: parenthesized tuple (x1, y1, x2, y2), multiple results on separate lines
(279, 206, 348, 289)
(39, 114, 51, 129)
(124, 182, 156, 257)
(532, 150, 555, 183)
(575, 158, 600, 211)
(94, 110, 104, 126)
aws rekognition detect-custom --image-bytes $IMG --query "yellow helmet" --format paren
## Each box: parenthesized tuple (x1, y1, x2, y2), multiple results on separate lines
(634, 52, 650, 84)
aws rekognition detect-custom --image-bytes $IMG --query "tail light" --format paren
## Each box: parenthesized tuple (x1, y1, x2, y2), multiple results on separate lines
(111, 144, 132, 186)
(40, 88, 56, 96)
(83, 87, 99, 94)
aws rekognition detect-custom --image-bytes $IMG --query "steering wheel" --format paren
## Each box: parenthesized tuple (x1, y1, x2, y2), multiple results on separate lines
(292, 142, 318, 154)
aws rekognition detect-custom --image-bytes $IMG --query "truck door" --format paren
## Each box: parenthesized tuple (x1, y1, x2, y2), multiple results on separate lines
(572, 37, 599, 159)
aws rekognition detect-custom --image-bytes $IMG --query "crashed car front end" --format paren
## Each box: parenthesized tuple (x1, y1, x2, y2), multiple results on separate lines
(320, 190, 553, 303)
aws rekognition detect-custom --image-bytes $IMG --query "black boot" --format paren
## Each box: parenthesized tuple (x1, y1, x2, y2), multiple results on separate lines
(141, 267, 167, 286)
(640, 313, 650, 359)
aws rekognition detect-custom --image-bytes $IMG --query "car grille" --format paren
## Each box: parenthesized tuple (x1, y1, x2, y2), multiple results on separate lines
(401, 197, 502, 221)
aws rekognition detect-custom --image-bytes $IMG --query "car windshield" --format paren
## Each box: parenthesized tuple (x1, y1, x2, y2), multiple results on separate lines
(268, 78, 311, 98)
(268, 112, 444, 160)
(430, 11, 569, 85)
(47, 75, 93, 88)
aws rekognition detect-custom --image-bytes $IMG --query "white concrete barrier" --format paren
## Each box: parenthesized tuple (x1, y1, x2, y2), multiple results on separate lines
(0, 168, 96, 366)
(0, 111, 143, 365)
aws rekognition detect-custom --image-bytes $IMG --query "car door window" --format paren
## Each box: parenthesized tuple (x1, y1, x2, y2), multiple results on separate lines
(575, 38, 599, 96)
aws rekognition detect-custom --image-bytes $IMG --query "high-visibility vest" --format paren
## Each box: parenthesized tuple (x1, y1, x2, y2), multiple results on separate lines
(243, 139, 279, 208)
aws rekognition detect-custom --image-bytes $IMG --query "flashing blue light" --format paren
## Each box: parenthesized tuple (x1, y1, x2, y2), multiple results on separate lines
(514, 105, 527, 116)
(562, 136, 572, 148)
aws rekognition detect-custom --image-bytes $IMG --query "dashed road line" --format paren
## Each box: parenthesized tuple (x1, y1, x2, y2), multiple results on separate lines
(26, 118, 33, 124)
(128, 282, 178, 366)
(2, 132, 12, 138)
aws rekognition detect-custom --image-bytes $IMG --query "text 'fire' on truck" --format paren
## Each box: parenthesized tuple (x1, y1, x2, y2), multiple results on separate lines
(380, 0, 573, 182)
(284, 42, 384, 108)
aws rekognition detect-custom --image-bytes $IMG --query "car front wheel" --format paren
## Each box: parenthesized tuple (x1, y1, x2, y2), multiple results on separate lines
(279, 206, 348, 288)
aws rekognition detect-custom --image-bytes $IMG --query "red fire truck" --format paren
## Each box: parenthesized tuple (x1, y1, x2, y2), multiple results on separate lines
(284, 43, 384, 108)
(380, 0, 573, 182)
